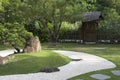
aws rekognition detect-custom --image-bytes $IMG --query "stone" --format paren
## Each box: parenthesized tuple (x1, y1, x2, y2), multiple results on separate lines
(0, 56, 9, 64)
(90, 74, 111, 80)
(40, 67, 60, 73)
(111, 70, 120, 76)
(24, 36, 41, 53)
(0, 56, 14, 65)
(75, 79, 84, 80)
(72, 59, 82, 61)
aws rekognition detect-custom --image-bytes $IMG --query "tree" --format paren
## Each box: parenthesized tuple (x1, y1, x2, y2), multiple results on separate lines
(95, 0, 120, 41)
(0, 22, 33, 53)
(99, 8, 120, 34)
(21, 0, 87, 42)
(0, 0, 33, 53)
(25, 21, 49, 42)
(0, 0, 9, 10)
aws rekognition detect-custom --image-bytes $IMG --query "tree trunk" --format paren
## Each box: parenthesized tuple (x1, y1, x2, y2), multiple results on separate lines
(11, 44, 21, 53)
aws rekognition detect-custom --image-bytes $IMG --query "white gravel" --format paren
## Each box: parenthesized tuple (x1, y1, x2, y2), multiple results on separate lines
(0, 49, 15, 57)
(0, 50, 116, 80)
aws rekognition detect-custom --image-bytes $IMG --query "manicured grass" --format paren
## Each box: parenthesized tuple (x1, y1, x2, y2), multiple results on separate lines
(0, 50, 71, 75)
(42, 43, 120, 80)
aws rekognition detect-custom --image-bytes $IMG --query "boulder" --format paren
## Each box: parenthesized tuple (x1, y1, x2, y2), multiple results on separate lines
(0, 56, 5, 65)
(24, 36, 41, 53)
(0, 56, 14, 65)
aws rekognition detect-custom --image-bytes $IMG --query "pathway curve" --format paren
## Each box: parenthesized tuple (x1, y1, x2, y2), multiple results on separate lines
(0, 50, 116, 80)
(0, 49, 15, 57)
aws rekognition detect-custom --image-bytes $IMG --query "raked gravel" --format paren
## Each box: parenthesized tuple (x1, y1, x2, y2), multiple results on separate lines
(0, 50, 116, 80)
(0, 49, 15, 57)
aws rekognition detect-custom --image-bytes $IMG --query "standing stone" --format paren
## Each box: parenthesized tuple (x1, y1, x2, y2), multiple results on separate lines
(24, 36, 42, 53)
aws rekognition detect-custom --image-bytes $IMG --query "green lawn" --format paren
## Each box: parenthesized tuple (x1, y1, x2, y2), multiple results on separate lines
(0, 43, 120, 80)
(0, 50, 71, 75)
(42, 43, 120, 80)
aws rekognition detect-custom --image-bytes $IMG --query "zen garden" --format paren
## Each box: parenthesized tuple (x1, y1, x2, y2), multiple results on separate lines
(0, 0, 120, 80)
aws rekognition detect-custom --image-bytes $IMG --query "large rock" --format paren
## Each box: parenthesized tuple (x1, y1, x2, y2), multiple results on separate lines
(0, 56, 6, 65)
(24, 36, 42, 53)
(0, 56, 14, 65)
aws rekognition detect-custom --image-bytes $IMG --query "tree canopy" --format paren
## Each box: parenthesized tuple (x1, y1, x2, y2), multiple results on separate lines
(0, 0, 33, 52)
(20, 0, 88, 42)
(0, 0, 120, 46)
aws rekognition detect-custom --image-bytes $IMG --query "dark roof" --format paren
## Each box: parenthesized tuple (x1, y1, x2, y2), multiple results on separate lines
(82, 12, 103, 22)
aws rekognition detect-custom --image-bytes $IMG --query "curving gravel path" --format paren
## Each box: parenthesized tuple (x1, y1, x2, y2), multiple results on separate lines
(0, 49, 15, 57)
(0, 50, 116, 80)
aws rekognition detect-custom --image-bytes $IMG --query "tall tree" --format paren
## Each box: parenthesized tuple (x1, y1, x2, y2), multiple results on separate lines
(22, 0, 87, 42)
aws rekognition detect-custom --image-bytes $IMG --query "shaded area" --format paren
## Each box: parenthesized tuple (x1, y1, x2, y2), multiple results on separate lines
(71, 59, 82, 61)
(40, 67, 60, 73)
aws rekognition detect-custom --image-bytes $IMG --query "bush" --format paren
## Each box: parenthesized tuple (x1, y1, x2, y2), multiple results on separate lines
(59, 22, 81, 40)
(25, 21, 49, 42)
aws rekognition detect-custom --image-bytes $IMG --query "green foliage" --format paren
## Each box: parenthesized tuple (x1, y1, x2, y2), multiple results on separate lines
(0, 0, 9, 10)
(0, 0, 33, 50)
(25, 21, 49, 42)
(2, 0, 26, 24)
(61, 22, 80, 31)
(59, 22, 80, 40)
(19, 0, 87, 42)
(0, 0, 120, 43)
(0, 24, 8, 40)
(21, 0, 120, 42)
(98, 8, 120, 40)
(0, 23, 33, 48)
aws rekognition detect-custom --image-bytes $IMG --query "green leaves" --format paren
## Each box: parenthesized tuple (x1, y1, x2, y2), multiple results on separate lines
(0, 0, 9, 10)
(0, 22, 33, 48)
(0, 24, 8, 40)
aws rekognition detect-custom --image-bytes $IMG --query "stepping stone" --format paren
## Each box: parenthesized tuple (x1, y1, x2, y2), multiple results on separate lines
(75, 79, 84, 80)
(72, 59, 82, 61)
(111, 70, 120, 76)
(90, 74, 111, 80)
(40, 67, 60, 73)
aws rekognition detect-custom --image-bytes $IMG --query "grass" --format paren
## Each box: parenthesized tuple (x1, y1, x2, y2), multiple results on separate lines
(42, 43, 120, 80)
(0, 43, 120, 79)
(0, 50, 71, 75)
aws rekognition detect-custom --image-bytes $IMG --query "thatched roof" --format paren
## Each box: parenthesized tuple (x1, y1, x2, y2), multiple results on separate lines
(82, 12, 103, 22)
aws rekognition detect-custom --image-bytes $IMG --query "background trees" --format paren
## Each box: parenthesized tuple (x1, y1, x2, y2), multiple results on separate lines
(96, 0, 120, 41)
(21, 0, 87, 42)
(0, 0, 120, 45)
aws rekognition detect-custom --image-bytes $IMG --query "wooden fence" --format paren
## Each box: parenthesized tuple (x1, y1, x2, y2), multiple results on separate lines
(58, 29, 120, 43)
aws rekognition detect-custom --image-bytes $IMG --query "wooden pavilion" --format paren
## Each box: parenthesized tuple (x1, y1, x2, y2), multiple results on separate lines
(81, 12, 103, 43)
